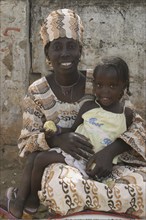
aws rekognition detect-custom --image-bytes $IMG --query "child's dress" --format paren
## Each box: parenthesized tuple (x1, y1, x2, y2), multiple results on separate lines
(51, 104, 127, 178)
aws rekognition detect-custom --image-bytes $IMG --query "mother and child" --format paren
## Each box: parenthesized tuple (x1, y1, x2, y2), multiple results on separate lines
(7, 8, 146, 219)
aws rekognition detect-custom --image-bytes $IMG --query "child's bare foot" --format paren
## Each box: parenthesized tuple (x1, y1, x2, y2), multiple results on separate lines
(7, 187, 24, 218)
(8, 199, 24, 218)
(24, 194, 40, 214)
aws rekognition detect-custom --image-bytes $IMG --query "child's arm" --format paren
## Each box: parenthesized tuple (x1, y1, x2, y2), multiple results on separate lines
(125, 107, 134, 128)
(44, 100, 97, 140)
(60, 100, 97, 134)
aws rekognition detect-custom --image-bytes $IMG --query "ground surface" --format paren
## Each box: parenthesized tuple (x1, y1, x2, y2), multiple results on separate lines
(0, 145, 51, 219)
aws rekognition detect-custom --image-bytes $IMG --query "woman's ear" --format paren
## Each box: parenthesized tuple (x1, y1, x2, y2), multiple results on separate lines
(44, 43, 50, 59)
(79, 45, 82, 56)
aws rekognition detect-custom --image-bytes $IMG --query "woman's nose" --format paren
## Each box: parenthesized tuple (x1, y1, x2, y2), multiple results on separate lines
(61, 47, 68, 56)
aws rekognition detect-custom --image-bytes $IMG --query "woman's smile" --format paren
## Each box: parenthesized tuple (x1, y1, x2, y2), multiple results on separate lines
(60, 62, 72, 68)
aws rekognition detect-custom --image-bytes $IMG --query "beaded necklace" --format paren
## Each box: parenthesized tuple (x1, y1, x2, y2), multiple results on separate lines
(55, 74, 80, 100)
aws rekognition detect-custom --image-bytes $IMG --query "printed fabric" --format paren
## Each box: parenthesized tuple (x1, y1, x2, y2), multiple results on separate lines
(18, 71, 146, 218)
(40, 9, 84, 46)
(18, 75, 92, 157)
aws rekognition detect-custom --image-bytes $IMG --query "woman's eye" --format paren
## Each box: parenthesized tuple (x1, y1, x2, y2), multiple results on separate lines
(68, 44, 76, 50)
(53, 44, 62, 51)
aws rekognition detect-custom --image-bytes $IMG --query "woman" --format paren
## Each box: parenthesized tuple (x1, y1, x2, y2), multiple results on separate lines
(10, 9, 146, 218)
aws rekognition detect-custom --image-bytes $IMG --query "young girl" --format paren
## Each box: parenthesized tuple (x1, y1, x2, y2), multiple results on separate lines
(7, 56, 134, 218)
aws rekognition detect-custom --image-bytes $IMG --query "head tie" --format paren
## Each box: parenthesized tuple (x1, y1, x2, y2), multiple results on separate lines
(40, 8, 84, 46)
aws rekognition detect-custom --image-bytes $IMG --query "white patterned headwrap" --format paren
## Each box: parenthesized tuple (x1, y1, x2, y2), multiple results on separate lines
(40, 9, 84, 46)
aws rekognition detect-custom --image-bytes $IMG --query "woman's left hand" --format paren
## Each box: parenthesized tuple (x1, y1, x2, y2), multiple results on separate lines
(86, 148, 113, 179)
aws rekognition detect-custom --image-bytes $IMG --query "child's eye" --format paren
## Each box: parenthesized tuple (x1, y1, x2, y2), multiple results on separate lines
(110, 85, 116, 89)
(96, 83, 102, 88)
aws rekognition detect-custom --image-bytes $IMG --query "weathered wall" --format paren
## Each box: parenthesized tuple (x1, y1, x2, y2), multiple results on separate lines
(31, 0, 146, 118)
(0, 0, 145, 146)
(1, 0, 30, 145)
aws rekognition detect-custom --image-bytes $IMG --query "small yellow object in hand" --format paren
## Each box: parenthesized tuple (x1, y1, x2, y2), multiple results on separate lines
(43, 120, 57, 132)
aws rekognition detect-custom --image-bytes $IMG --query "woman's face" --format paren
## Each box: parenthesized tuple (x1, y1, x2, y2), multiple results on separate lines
(46, 37, 82, 74)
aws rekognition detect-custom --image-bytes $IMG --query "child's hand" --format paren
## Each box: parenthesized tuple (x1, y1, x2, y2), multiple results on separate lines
(45, 130, 56, 137)
(86, 148, 113, 179)
(41, 121, 58, 138)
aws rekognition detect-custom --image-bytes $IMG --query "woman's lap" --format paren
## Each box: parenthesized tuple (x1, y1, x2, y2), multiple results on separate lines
(38, 163, 146, 218)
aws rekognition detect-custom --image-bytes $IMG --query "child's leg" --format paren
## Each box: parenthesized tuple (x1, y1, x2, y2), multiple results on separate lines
(8, 151, 39, 218)
(25, 151, 65, 209)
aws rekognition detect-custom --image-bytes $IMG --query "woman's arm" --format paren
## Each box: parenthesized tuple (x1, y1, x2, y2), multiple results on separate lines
(125, 107, 133, 128)
(119, 110, 146, 161)
(44, 102, 86, 135)
(18, 90, 49, 157)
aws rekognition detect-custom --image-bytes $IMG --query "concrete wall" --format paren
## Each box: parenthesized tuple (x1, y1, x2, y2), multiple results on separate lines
(1, 0, 145, 146)
(1, 0, 30, 145)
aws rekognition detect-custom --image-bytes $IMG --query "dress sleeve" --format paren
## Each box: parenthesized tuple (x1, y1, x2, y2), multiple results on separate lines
(18, 87, 49, 158)
(119, 101, 146, 165)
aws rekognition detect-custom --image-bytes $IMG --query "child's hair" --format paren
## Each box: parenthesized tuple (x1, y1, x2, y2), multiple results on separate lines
(93, 56, 131, 96)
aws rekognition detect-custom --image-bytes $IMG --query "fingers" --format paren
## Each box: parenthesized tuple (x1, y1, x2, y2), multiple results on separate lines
(80, 144, 94, 154)
(69, 151, 81, 160)
(69, 147, 88, 160)
(94, 170, 111, 180)
(74, 133, 94, 154)
(86, 162, 112, 179)
(40, 128, 45, 132)
(75, 133, 90, 141)
(86, 158, 95, 171)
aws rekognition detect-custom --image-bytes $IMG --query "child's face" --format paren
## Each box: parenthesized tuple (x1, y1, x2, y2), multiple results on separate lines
(93, 67, 125, 107)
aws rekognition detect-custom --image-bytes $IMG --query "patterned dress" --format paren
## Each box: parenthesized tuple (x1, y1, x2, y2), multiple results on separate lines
(18, 71, 146, 218)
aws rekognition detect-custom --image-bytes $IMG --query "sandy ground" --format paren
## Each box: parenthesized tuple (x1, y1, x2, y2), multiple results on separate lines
(0, 145, 51, 219)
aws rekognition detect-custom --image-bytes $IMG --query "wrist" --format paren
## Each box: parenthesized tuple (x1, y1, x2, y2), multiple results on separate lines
(56, 125, 61, 135)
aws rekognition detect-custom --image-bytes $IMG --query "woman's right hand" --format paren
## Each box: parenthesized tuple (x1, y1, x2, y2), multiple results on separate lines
(46, 132, 94, 160)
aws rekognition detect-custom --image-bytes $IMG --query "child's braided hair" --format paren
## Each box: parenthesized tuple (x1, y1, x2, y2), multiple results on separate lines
(93, 56, 132, 96)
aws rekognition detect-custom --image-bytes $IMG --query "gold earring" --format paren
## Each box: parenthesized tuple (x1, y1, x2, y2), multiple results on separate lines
(46, 59, 53, 69)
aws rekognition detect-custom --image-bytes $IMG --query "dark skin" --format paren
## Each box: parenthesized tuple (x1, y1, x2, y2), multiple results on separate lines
(7, 38, 94, 218)
(45, 38, 94, 159)
(8, 38, 132, 218)
(46, 67, 133, 178)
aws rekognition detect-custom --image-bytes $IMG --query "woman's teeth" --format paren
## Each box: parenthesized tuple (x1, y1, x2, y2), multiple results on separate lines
(61, 62, 72, 66)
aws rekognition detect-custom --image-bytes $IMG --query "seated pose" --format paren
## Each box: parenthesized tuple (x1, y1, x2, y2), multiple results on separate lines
(7, 9, 146, 219)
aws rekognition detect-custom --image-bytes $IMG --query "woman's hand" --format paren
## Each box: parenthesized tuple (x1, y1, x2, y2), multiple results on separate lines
(86, 148, 113, 179)
(46, 132, 94, 160)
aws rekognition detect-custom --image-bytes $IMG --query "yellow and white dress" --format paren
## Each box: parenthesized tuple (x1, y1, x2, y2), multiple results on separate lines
(59, 105, 127, 178)
(76, 106, 127, 157)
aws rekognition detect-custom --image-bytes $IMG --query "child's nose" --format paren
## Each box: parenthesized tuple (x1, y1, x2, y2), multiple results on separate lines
(101, 86, 110, 95)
